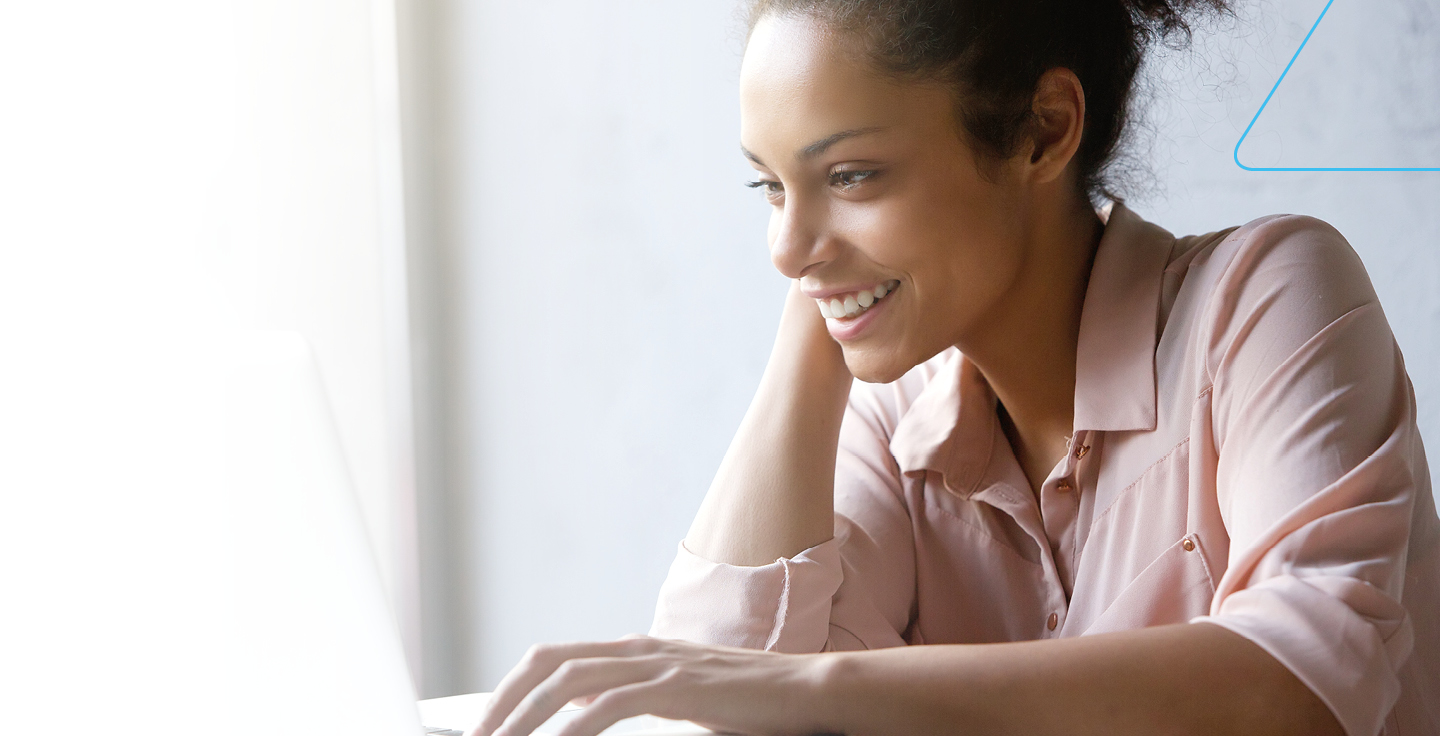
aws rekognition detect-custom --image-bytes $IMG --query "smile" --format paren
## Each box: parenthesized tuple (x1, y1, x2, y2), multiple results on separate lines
(815, 280, 900, 320)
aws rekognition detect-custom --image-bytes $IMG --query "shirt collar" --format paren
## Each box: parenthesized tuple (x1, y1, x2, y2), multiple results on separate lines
(1072, 202, 1174, 433)
(889, 203, 1175, 494)
(889, 350, 998, 496)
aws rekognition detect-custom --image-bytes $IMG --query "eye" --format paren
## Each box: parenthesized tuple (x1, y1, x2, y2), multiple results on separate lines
(829, 169, 876, 191)
(745, 179, 784, 202)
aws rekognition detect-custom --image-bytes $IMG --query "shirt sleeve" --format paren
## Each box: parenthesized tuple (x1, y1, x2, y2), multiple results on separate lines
(649, 377, 919, 653)
(1189, 216, 1426, 736)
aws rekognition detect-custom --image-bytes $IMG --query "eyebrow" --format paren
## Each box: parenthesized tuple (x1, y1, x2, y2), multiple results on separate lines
(740, 126, 888, 167)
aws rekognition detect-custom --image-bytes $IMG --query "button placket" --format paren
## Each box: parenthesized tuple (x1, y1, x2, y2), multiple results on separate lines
(1038, 430, 1095, 602)
(1039, 475, 1081, 600)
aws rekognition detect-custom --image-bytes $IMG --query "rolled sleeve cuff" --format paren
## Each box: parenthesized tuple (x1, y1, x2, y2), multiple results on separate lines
(1192, 575, 1410, 736)
(649, 538, 843, 653)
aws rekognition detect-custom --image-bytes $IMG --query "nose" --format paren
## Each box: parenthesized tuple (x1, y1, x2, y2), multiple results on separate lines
(767, 195, 833, 279)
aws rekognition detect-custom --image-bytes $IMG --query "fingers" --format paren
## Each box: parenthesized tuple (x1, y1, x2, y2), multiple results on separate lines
(553, 680, 663, 736)
(471, 638, 663, 736)
(493, 656, 666, 736)
(473, 642, 606, 736)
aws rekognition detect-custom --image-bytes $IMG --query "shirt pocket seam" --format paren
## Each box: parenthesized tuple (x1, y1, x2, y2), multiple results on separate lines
(1187, 531, 1220, 591)
(1082, 533, 1218, 635)
(1089, 436, 1192, 530)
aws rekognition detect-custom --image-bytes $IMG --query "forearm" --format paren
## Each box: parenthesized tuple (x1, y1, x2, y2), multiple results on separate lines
(684, 283, 852, 567)
(812, 623, 1343, 736)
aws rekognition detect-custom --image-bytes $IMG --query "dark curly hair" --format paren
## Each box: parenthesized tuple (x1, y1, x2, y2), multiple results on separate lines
(746, 0, 1230, 202)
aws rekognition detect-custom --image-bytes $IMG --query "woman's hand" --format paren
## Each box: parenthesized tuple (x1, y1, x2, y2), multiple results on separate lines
(682, 281, 854, 567)
(770, 279, 851, 383)
(469, 635, 829, 736)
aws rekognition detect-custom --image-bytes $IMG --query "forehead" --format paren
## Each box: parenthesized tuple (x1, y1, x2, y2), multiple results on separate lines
(739, 14, 954, 161)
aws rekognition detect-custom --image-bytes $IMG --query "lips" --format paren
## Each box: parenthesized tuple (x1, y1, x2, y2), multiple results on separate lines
(815, 280, 899, 320)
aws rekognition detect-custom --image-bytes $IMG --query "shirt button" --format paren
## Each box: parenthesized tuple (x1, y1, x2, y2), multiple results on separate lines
(1047, 612, 1058, 631)
(1182, 538, 1196, 552)
(1056, 479, 1072, 492)
(1074, 445, 1090, 460)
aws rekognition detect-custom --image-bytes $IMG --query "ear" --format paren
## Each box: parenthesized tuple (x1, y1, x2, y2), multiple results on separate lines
(1023, 68, 1086, 185)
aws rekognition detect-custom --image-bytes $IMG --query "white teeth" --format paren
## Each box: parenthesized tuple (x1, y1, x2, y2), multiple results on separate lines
(816, 282, 899, 320)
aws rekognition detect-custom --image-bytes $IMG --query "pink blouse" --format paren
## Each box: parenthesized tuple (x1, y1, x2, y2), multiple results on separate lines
(650, 205, 1438, 736)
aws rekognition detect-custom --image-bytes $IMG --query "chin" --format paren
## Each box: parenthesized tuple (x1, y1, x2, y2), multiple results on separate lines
(843, 349, 915, 385)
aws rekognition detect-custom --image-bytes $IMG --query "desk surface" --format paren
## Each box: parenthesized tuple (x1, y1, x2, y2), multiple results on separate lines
(418, 692, 714, 736)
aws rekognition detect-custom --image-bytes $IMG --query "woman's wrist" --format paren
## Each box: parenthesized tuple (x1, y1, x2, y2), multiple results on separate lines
(803, 652, 852, 734)
(765, 281, 853, 393)
(789, 652, 860, 736)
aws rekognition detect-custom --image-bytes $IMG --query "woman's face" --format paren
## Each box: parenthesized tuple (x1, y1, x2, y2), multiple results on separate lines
(740, 14, 1035, 383)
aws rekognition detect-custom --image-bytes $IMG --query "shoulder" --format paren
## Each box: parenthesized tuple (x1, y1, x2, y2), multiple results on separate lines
(1167, 214, 1386, 387)
(1173, 214, 1376, 307)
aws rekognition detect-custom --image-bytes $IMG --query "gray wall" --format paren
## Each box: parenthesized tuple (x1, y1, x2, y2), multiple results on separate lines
(399, 0, 1440, 697)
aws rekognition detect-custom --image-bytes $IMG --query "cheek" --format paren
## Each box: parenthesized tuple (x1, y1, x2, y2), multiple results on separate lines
(924, 222, 1024, 323)
(899, 179, 1023, 289)
(830, 199, 915, 269)
(858, 191, 1025, 345)
(835, 195, 970, 293)
(837, 163, 996, 272)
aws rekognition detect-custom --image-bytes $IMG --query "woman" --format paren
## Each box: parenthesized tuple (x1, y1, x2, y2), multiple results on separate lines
(473, 1, 1439, 734)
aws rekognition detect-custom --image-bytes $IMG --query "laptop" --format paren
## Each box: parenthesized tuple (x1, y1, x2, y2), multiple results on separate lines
(227, 332, 709, 736)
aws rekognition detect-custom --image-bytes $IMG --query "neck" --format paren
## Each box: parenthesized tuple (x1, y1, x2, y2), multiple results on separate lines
(960, 193, 1103, 496)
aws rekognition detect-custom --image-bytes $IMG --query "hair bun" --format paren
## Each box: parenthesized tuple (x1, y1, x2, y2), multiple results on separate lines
(1120, 0, 1230, 35)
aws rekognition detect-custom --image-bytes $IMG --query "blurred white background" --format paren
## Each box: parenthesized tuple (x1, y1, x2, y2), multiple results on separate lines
(1, 0, 1436, 727)
(0, 1, 421, 730)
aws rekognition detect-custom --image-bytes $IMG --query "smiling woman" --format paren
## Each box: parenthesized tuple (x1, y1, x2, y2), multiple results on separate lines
(469, 1, 1440, 735)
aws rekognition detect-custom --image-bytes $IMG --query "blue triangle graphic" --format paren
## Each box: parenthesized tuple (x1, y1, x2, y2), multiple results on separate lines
(1234, 0, 1440, 172)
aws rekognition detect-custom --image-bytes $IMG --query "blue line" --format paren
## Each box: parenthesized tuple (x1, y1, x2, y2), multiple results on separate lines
(1234, 0, 1440, 172)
